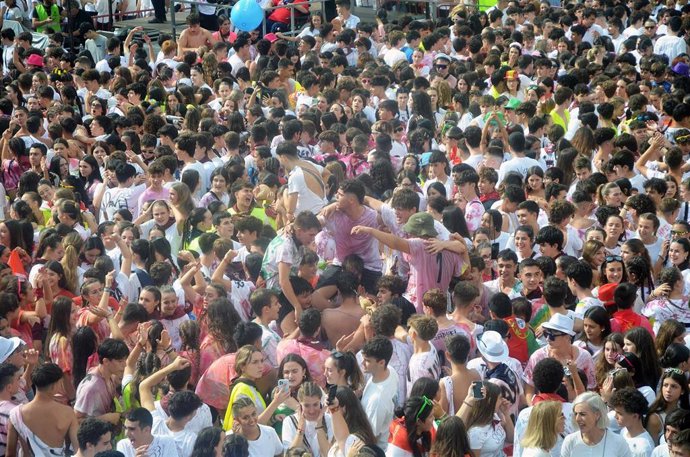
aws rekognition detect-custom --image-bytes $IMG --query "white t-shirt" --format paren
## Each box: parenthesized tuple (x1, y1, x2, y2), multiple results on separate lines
(288, 165, 327, 215)
(239, 424, 283, 457)
(468, 416, 507, 457)
(523, 449, 551, 457)
(621, 428, 655, 457)
(422, 175, 454, 199)
(151, 409, 198, 457)
(651, 443, 670, 457)
(361, 368, 399, 450)
(116, 435, 180, 457)
(281, 414, 334, 457)
(100, 184, 147, 221)
(406, 347, 441, 397)
(181, 160, 209, 199)
(561, 430, 632, 457)
(154, 399, 212, 434)
(497, 156, 545, 185)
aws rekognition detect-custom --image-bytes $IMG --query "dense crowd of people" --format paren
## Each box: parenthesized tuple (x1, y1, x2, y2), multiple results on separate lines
(0, 0, 689, 455)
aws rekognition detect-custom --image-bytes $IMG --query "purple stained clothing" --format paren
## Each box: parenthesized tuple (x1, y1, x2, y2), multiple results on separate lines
(74, 369, 116, 418)
(403, 238, 464, 312)
(431, 324, 472, 355)
(137, 187, 170, 212)
(324, 207, 382, 272)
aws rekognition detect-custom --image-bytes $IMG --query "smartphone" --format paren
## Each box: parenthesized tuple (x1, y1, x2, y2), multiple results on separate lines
(277, 379, 289, 392)
(327, 384, 338, 406)
(563, 366, 571, 377)
(472, 381, 484, 400)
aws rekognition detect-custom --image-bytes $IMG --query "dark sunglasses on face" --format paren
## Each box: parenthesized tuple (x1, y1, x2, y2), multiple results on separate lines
(543, 330, 566, 341)
(435, 64, 448, 69)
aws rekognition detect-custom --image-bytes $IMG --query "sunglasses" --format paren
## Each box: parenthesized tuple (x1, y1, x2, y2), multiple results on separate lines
(672, 230, 688, 236)
(665, 367, 685, 376)
(645, 25, 655, 29)
(435, 64, 448, 69)
(543, 330, 566, 341)
(675, 134, 690, 143)
(415, 396, 433, 420)
(605, 255, 622, 262)
(395, 127, 404, 133)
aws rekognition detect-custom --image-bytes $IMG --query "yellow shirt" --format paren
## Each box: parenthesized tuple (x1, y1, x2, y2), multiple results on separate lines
(222, 382, 266, 431)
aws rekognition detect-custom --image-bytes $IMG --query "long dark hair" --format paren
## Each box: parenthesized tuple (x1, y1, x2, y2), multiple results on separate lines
(579, 306, 611, 349)
(45, 296, 74, 359)
(191, 427, 225, 457)
(182, 207, 209, 250)
(329, 351, 363, 392)
(3, 219, 32, 253)
(395, 396, 434, 457)
(649, 369, 690, 414)
(279, 353, 312, 394)
(431, 416, 472, 457)
(336, 386, 376, 445)
(625, 327, 662, 388)
(206, 298, 240, 354)
(411, 91, 436, 128)
(79, 155, 103, 186)
(146, 237, 180, 276)
(72, 326, 98, 388)
(442, 206, 470, 239)
(45, 260, 69, 290)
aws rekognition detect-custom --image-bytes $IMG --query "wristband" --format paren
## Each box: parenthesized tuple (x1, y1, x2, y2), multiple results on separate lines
(463, 401, 473, 408)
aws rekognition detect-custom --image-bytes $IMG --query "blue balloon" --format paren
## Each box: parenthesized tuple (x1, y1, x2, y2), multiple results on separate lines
(231, 0, 263, 32)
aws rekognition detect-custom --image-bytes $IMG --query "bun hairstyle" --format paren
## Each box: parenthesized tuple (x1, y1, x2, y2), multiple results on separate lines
(660, 343, 690, 369)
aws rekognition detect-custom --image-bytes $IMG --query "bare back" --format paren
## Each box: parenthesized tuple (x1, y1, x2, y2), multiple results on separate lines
(22, 400, 77, 447)
(322, 305, 365, 348)
(296, 160, 326, 199)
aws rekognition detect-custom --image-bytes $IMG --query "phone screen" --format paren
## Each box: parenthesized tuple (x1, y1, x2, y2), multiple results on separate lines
(472, 381, 484, 400)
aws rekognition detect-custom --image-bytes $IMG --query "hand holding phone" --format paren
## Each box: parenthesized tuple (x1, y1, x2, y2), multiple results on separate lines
(278, 379, 289, 392)
(472, 381, 484, 400)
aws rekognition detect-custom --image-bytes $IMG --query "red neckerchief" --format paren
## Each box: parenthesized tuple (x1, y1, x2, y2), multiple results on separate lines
(532, 392, 566, 405)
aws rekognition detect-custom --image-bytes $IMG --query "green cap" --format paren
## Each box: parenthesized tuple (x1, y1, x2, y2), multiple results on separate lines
(505, 97, 521, 110)
(402, 212, 438, 238)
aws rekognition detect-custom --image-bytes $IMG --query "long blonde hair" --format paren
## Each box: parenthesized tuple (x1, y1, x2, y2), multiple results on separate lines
(520, 401, 561, 451)
(61, 232, 84, 294)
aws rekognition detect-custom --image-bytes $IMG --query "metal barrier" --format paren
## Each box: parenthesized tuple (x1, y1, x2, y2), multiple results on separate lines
(165, 0, 327, 38)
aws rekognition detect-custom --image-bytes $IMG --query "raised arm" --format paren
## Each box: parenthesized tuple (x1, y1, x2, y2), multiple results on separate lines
(363, 195, 384, 212)
(635, 132, 665, 178)
(140, 357, 191, 411)
(210, 250, 235, 291)
(351, 225, 410, 254)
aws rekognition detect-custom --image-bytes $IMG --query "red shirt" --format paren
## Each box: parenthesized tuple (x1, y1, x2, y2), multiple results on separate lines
(268, 0, 308, 24)
(504, 316, 529, 364)
(611, 309, 654, 336)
